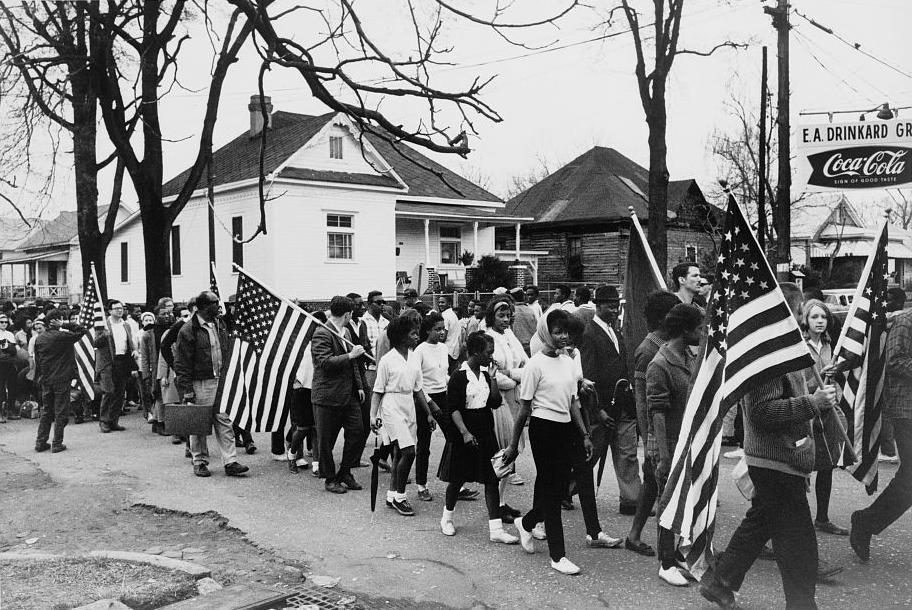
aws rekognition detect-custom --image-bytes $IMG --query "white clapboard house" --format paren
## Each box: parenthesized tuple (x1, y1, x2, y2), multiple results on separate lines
(101, 96, 529, 303)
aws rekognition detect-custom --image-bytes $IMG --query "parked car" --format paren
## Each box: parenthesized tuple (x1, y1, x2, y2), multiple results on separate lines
(822, 289, 854, 311)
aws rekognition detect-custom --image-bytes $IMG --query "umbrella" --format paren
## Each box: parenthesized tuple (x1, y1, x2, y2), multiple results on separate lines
(369, 435, 382, 513)
(595, 381, 628, 496)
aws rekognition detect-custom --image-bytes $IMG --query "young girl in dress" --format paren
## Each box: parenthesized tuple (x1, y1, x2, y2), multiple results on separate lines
(503, 309, 593, 575)
(413, 312, 449, 501)
(371, 316, 440, 517)
(438, 331, 518, 544)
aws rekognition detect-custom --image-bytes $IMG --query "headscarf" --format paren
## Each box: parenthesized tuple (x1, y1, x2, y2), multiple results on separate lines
(532, 309, 564, 357)
(141, 312, 156, 327)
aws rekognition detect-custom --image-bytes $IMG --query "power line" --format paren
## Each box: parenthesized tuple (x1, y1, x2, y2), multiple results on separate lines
(792, 8, 912, 80)
(792, 30, 874, 102)
(794, 26, 892, 99)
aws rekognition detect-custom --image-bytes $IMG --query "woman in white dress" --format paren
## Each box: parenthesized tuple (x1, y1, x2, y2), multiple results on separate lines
(371, 316, 441, 517)
(485, 296, 527, 522)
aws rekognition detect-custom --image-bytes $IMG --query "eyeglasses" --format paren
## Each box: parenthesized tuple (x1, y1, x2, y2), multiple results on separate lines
(0, 320, 8, 324)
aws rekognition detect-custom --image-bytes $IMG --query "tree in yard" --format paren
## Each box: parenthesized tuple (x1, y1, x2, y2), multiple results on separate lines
(614, 0, 743, 276)
(0, 1, 127, 295)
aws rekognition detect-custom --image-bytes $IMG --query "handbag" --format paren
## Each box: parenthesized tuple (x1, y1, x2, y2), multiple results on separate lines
(490, 449, 513, 479)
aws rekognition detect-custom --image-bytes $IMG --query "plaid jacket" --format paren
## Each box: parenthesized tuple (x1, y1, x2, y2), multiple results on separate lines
(885, 308, 912, 420)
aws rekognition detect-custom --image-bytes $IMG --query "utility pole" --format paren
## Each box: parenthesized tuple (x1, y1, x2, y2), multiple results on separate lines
(758, 46, 768, 252)
(765, 0, 791, 280)
(206, 147, 216, 267)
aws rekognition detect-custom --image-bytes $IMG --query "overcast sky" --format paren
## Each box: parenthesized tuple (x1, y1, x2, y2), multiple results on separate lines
(4, 0, 911, 219)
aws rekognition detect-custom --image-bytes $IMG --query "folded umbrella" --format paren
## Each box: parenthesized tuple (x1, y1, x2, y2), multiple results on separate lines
(369, 435, 382, 513)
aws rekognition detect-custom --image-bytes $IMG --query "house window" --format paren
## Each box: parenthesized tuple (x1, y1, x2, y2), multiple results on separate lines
(685, 244, 697, 263)
(232, 217, 244, 268)
(120, 241, 129, 283)
(440, 226, 462, 265)
(567, 236, 583, 281)
(329, 136, 343, 159)
(327, 213, 354, 260)
(171, 225, 182, 276)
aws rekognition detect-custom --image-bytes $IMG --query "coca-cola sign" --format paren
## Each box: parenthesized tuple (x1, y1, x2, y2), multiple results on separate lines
(807, 146, 912, 189)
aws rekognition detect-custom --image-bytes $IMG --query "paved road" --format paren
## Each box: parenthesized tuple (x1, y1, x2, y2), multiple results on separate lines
(2, 413, 910, 609)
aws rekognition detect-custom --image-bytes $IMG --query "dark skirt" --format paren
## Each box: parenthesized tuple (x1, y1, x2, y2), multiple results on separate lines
(289, 387, 314, 428)
(437, 407, 498, 484)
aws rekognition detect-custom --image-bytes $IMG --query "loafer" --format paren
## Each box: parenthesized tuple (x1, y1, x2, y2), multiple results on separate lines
(391, 498, 415, 516)
(339, 473, 362, 490)
(244, 442, 257, 455)
(325, 480, 347, 494)
(417, 488, 433, 502)
(99, 422, 112, 433)
(699, 572, 735, 609)
(550, 557, 580, 575)
(624, 538, 656, 557)
(377, 459, 391, 472)
(816, 559, 844, 581)
(171, 436, 183, 444)
(586, 532, 622, 548)
(51, 444, 67, 453)
(35, 442, 51, 453)
(850, 511, 871, 562)
(194, 464, 211, 477)
(109, 424, 126, 432)
(224, 462, 249, 477)
(659, 565, 690, 587)
(815, 520, 849, 536)
(457, 488, 479, 501)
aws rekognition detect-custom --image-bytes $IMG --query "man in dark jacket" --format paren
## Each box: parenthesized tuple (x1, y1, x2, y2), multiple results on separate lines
(311, 295, 365, 494)
(95, 299, 135, 433)
(33, 309, 86, 453)
(577, 285, 641, 515)
(174, 291, 248, 478)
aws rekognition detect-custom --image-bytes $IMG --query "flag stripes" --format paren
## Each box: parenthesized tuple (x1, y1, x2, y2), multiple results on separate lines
(216, 272, 312, 433)
(73, 267, 106, 400)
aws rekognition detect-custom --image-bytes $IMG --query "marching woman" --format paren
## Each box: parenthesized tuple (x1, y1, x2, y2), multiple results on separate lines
(485, 297, 527, 522)
(503, 309, 593, 575)
(371, 316, 441, 517)
(647, 304, 702, 586)
(802, 299, 850, 536)
(438, 331, 518, 544)
(412, 312, 450, 501)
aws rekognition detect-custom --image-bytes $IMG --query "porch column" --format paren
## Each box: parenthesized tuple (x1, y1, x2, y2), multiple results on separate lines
(424, 218, 431, 267)
(473, 221, 479, 257)
(514, 223, 521, 261)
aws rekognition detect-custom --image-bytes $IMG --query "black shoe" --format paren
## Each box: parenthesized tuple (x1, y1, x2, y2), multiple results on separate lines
(624, 537, 656, 557)
(339, 472, 362, 490)
(457, 488, 479, 501)
(35, 442, 51, 453)
(325, 480, 347, 494)
(194, 464, 211, 477)
(74, 415, 85, 425)
(99, 422, 112, 433)
(499, 505, 515, 524)
(619, 504, 637, 516)
(377, 459, 391, 472)
(245, 442, 257, 455)
(224, 462, 249, 477)
(699, 573, 735, 609)
(850, 511, 871, 562)
(501, 503, 521, 518)
(816, 559, 844, 581)
(815, 520, 849, 536)
(391, 497, 415, 516)
(561, 498, 575, 511)
(289, 459, 299, 474)
(51, 444, 67, 453)
(171, 436, 183, 445)
(185, 448, 192, 459)
(109, 424, 126, 432)
(235, 437, 245, 448)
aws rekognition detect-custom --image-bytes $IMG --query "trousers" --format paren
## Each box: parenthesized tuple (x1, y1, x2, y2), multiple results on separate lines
(36, 381, 71, 446)
(313, 396, 364, 482)
(714, 466, 817, 610)
(855, 417, 912, 535)
(189, 378, 238, 467)
(100, 355, 132, 425)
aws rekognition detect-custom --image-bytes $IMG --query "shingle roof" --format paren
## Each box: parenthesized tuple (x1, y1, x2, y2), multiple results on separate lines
(17, 206, 111, 250)
(161, 110, 501, 203)
(504, 147, 717, 226)
(278, 166, 401, 188)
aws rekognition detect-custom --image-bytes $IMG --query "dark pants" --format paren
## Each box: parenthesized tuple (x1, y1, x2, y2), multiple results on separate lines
(714, 466, 817, 610)
(313, 397, 364, 483)
(0, 361, 17, 411)
(36, 381, 71, 446)
(100, 355, 132, 426)
(521, 417, 575, 562)
(631, 454, 659, 538)
(855, 417, 912, 535)
(655, 462, 676, 569)
(571, 433, 601, 538)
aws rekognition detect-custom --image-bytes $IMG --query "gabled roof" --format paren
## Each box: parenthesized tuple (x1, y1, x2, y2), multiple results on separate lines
(18, 206, 111, 250)
(161, 110, 501, 203)
(0, 215, 37, 250)
(503, 147, 715, 227)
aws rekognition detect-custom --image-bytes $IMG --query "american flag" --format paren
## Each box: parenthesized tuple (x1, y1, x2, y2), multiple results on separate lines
(215, 270, 312, 432)
(74, 266, 106, 400)
(209, 261, 221, 298)
(832, 222, 888, 493)
(658, 194, 815, 577)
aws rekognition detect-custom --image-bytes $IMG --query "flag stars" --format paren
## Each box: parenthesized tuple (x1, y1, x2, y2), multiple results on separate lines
(735, 258, 745, 267)
(740, 243, 750, 252)
(760, 281, 768, 289)
(745, 276, 755, 285)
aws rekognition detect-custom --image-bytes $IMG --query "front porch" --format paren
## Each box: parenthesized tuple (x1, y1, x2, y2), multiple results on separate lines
(0, 249, 70, 303)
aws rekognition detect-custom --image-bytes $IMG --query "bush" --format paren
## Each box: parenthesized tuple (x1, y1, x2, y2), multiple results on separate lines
(466, 255, 510, 292)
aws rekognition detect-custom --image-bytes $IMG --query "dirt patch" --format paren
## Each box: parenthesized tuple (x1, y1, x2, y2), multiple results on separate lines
(0, 557, 197, 610)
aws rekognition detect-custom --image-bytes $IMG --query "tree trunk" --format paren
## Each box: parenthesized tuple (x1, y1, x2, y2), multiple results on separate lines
(646, 89, 669, 278)
(136, 182, 173, 308)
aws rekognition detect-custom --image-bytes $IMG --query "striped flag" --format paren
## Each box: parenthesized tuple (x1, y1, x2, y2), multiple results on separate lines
(74, 265, 106, 400)
(209, 261, 221, 298)
(658, 194, 815, 577)
(215, 270, 312, 432)
(622, 208, 667, 375)
(832, 222, 889, 493)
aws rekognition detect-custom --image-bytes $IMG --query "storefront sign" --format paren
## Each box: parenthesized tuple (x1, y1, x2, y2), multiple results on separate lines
(796, 118, 912, 191)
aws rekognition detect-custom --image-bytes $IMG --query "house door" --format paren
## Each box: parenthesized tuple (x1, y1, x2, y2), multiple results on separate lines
(47, 262, 58, 286)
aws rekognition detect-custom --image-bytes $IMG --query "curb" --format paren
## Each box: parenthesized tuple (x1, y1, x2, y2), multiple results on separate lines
(0, 550, 211, 579)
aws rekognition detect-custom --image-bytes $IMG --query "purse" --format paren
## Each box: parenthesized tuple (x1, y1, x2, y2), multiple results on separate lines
(490, 449, 513, 479)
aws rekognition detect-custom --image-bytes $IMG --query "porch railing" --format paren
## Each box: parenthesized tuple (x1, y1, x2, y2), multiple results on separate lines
(0, 285, 69, 301)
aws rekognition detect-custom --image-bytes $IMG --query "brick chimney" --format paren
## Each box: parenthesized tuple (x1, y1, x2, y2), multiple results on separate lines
(248, 94, 273, 137)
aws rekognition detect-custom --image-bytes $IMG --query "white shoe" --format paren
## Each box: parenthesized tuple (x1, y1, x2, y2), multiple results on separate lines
(272, 452, 289, 462)
(586, 531, 622, 548)
(550, 557, 580, 575)
(658, 565, 689, 586)
(490, 530, 519, 544)
(531, 523, 547, 540)
(440, 519, 456, 536)
(515, 519, 535, 554)
(508, 473, 525, 485)
(878, 453, 900, 464)
(295, 458, 310, 468)
(723, 448, 744, 459)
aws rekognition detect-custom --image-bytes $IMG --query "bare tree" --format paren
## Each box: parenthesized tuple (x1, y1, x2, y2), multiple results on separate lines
(611, 0, 744, 276)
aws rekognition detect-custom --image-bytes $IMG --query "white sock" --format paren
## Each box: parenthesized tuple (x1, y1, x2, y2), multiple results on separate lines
(386, 490, 395, 502)
(442, 508, 454, 523)
(418, 484, 427, 492)
(395, 492, 407, 502)
(488, 518, 504, 534)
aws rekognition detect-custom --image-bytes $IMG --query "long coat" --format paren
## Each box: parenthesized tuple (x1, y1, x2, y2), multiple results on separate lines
(578, 318, 634, 421)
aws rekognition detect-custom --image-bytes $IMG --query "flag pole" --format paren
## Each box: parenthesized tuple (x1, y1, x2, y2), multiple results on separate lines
(90, 262, 116, 362)
(232, 263, 376, 363)
(628, 206, 667, 291)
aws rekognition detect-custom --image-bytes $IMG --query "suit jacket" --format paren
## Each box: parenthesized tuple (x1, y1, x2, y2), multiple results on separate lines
(346, 318, 370, 397)
(578, 318, 634, 421)
(311, 322, 363, 407)
(94, 321, 135, 393)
